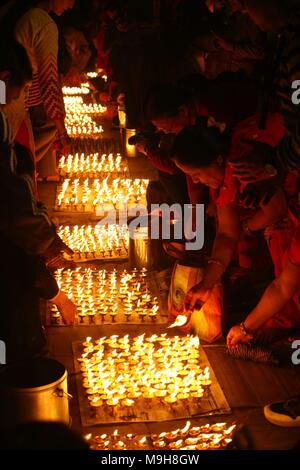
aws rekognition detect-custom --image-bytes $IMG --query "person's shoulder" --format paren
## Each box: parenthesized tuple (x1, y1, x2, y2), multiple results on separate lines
(19, 8, 55, 28)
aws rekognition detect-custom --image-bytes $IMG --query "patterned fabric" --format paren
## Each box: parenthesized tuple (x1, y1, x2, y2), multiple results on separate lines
(15, 8, 65, 121)
(275, 15, 300, 175)
(290, 225, 300, 266)
(213, 112, 287, 207)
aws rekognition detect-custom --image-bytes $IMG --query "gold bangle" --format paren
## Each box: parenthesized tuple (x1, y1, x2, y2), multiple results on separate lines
(239, 321, 254, 339)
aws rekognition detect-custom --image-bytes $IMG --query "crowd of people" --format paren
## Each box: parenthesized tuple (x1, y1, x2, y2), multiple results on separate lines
(0, 0, 300, 428)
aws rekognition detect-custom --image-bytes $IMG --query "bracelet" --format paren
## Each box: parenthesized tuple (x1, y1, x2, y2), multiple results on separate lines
(207, 258, 226, 271)
(239, 321, 254, 339)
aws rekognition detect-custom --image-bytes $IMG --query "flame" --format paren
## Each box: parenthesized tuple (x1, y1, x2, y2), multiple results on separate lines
(171, 428, 180, 436)
(181, 421, 191, 434)
(173, 439, 183, 448)
(85, 434, 92, 441)
(168, 315, 188, 328)
(190, 336, 200, 348)
(225, 424, 236, 435)
(113, 429, 119, 437)
(139, 436, 147, 445)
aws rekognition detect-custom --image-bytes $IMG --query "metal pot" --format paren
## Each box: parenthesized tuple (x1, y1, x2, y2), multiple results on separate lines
(0, 358, 71, 429)
(129, 226, 173, 271)
(125, 128, 138, 157)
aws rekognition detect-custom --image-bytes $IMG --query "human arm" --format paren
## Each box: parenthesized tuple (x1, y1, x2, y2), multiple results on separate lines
(49, 290, 77, 325)
(227, 259, 300, 346)
(144, 146, 180, 175)
(243, 186, 287, 232)
(185, 203, 241, 311)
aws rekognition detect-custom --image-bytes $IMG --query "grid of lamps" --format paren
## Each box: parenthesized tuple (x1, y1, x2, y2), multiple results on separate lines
(50, 268, 160, 324)
(57, 224, 129, 261)
(55, 177, 149, 212)
(78, 334, 212, 417)
(58, 153, 128, 178)
(85, 421, 236, 450)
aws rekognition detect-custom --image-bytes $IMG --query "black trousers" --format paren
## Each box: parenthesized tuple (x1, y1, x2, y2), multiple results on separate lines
(0, 241, 47, 363)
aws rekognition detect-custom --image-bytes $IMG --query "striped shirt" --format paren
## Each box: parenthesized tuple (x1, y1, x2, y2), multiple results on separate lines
(15, 8, 65, 121)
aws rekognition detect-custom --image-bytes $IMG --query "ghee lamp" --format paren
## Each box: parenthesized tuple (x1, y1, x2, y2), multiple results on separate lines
(58, 152, 128, 178)
(55, 177, 149, 213)
(87, 421, 236, 450)
(51, 267, 160, 325)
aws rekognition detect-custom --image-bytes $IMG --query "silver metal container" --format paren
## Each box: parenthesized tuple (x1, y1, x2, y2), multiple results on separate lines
(129, 226, 172, 271)
(0, 358, 70, 429)
(125, 128, 138, 157)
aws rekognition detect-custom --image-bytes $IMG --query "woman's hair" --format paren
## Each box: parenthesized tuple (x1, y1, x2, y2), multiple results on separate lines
(172, 120, 229, 168)
(0, 39, 32, 86)
(144, 83, 197, 121)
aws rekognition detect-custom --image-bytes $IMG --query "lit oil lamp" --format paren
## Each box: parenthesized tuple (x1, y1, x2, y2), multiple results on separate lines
(169, 439, 183, 450)
(138, 436, 148, 449)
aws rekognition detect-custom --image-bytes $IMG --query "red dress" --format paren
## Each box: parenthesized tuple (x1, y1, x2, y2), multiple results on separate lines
(216, 113, 300, 329)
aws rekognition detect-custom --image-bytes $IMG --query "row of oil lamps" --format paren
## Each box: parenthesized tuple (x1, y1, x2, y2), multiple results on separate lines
(64, 96, 107, 117)
(58, 153, 128, 178)
(50, 268, 161, 325)
(63, 83, 90, 96)
(55, 177, 149, 212)
(65, 114, 104, 138)
(85, 421, 236, 450)
(57, 224, 129, 261)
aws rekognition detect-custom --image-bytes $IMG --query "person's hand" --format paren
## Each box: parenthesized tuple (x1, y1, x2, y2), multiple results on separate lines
(230, 140, 275, 183)
(184, 283, 212, 312)
(216, 37, 234, 52)
(46, 236, 74, 259)
(135, 141, 147, 155)
(56, 133, 72, 155)
(227, 325, 253, 347)
(51, 291, 76, 325)
(43, 236, 75, 270)
(45, 255, 76, 271)
(238, 179, 279, 208)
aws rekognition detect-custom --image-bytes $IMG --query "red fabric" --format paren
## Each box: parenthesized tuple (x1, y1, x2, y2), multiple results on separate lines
(15, 120, 32, 153)
(212, 113, 288, 269)
(289, 225, 300, 266)
(15, 120, 38, 197)
(214, 112, 287, 207)
(266, 223, 300, 329)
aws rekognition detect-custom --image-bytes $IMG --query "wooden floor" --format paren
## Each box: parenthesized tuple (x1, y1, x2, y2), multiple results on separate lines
(46, 325, 300, 450)
(40, 140, 300, 450)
